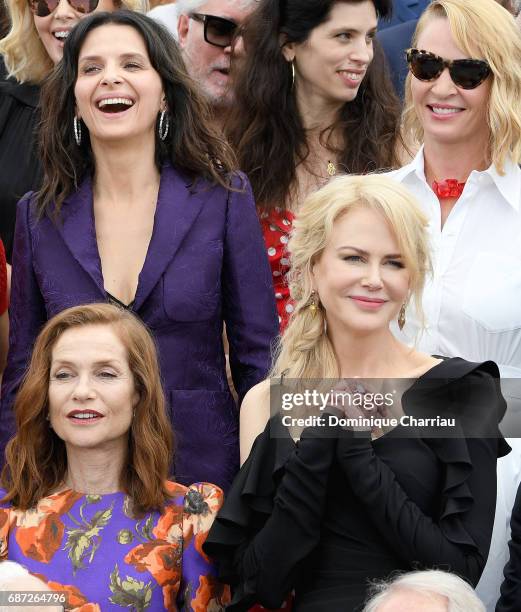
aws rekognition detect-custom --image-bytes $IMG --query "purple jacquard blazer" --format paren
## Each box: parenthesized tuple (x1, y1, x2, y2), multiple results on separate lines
(1, 164, 279, 491)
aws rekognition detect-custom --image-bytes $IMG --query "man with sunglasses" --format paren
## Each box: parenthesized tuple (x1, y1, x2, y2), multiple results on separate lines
(177, 0, 257, 130)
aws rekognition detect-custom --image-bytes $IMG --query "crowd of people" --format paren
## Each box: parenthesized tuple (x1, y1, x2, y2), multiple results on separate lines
(0, 0, 519, 610)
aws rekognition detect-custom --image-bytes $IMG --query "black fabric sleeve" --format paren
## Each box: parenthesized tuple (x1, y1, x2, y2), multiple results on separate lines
(496, 484, 521, 612)
(227, 424, 337, 610)
(336, 369, 504, 586)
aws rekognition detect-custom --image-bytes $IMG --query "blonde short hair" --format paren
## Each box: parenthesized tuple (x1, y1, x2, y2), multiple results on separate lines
(402, 0, 521, 173)
(0, 0, 148, 83)
(272, 174, 431, 379)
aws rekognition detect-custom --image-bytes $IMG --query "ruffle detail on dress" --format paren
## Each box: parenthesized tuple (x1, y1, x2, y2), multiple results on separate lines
(411, 358, 511, 551)
(428, 436, 476, 549)
(203, 417, 295, 609)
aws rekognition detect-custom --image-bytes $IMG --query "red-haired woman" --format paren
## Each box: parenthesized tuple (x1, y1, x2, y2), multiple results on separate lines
(0, 303, 228, 610)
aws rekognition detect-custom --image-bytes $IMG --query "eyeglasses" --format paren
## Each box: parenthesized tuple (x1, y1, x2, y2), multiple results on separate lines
(406, 48, 491, 90)
(29, 0, 99, 17)
(190, 13, 238, 48)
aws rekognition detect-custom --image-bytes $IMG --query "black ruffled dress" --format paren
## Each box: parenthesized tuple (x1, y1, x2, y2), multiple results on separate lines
(204, 358, 511, 611)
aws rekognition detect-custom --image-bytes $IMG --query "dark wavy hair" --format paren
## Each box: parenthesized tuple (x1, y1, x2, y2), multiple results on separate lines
(37, 10, 238, 217)
(227, 0, 402, 211)
(1, 303, 174, 515)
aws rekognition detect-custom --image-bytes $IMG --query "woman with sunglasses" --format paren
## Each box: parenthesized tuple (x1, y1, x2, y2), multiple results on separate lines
(0, 11, 278, 492)
(226, 0, 402, 330)
(0, 0, 144, 262)
(389, 0, 521, 609)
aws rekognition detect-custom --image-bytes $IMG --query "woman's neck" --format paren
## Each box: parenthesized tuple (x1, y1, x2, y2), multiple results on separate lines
(329, 326, 413, 378)
(91, 138, 161, 208)
(63, 444, 126, 494)
(423, 137, 490, 184)
(296, 85, 343, 133)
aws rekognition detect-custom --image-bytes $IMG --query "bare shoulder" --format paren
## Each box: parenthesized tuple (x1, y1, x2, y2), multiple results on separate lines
(240, 379, 271, 466)
(406, 351, 443, 378)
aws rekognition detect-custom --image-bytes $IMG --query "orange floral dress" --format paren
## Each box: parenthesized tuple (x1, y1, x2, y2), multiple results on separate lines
(0, 482, 229, 611)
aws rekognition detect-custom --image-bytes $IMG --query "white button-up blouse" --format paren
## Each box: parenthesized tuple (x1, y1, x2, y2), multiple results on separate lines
(387, 147, 521, 378)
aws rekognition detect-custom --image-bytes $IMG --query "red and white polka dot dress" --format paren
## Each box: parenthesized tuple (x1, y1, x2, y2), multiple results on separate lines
(259, 208, 295, 332)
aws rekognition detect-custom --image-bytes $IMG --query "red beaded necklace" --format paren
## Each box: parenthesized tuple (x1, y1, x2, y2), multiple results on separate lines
(432, 179, 466, 199)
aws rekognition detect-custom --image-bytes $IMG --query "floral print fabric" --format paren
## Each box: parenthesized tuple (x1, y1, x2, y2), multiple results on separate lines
(0, 482, 229, 611)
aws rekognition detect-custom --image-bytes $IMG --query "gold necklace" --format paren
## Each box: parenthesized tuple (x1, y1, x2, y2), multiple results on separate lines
(327, 160, 337, 176)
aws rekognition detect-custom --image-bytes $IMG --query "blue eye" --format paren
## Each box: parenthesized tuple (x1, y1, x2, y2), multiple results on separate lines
(343, 255, 362, 262)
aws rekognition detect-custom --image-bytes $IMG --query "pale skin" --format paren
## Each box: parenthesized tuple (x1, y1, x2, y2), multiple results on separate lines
(374, 588, 449, 612)
(240, 207, 440, 464)
(74, 25, 166, 306)
(412, 17, 492, 228)
(48, 325, 138, 493)
(281, 1, 377, 211)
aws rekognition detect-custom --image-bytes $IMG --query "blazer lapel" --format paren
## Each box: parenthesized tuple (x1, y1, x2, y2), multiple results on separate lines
(132, 165, 206, 312)
(55, 176, 105, 296)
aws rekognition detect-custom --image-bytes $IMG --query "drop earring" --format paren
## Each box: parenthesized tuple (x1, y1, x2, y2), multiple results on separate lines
(158, 110, 170, 141)
(398, 304, 406, 330)
(73, 116, 82, 146)
(308, 291, 319, 317)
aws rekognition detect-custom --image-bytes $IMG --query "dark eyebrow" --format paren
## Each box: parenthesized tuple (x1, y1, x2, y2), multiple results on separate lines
(330, 25, 378, 35)
(78, 53, 147, 63)
(337, 246, 403, 258)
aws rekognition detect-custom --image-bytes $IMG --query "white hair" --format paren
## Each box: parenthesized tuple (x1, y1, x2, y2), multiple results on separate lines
(0, 563, 59, 612)
(176, 0, 257, 15)
(363, 570, 486, 612)
(0, 560, 31, 586)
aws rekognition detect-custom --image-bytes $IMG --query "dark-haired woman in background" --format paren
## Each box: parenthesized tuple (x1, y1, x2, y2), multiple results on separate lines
(228, 0, 402, 329)
(0, 11, 278, 492)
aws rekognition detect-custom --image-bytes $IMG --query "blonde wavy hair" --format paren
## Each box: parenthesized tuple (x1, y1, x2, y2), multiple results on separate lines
(0, 0, 148, 83)
(272, 175, 432, 380)
(402, 0, 521, 174)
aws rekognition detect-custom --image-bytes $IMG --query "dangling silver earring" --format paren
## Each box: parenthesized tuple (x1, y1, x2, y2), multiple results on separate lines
(158, 110, 169, 141)
(290, 60, 295, 90)
(73, 116, 82, 146)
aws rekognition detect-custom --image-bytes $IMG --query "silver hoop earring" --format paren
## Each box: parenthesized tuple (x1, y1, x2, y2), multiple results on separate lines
(73, 116, 82, 146)
(290, 60, 295, 90)
(158, 110, 169, 141)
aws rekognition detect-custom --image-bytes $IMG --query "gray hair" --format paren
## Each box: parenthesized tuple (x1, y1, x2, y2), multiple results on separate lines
(363, 570, 485, 612)
(176, 0, 257, 15)
(0, 560, 31, 586)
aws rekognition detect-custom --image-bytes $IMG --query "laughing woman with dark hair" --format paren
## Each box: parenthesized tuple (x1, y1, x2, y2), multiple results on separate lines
(0, 11, 278, 492)
(227, 0, 402, 329)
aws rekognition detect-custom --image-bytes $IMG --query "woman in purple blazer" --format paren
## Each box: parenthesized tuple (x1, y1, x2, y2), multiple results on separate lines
(0, 11, 279, 492)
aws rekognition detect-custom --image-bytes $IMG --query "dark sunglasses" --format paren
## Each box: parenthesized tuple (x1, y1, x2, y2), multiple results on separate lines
(190, 13, 238, 48)
(406, 48, 491, 90)
(29, 0, 98, 16)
